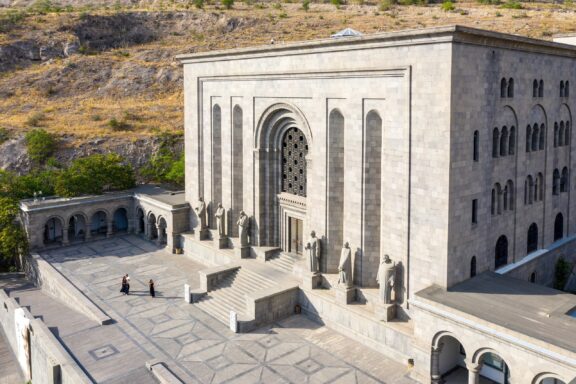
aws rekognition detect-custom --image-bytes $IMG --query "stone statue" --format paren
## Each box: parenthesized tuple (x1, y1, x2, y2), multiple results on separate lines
(215, 203, 225, 239)
(338, 242, 353, 288)
(195, 197, 207, 230)
(305, 231, 321, 274)
(237, 211, 250, 247)
(377, 254, 395, 304)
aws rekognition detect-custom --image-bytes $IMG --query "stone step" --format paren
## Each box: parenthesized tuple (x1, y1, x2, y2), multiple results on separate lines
(227, 274, 276, 291)
(237, 268, 277, 287)
(195, 299, 228, 323)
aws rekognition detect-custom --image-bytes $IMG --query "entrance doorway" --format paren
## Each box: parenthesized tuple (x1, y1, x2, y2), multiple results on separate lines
(288, 217, 303, 255)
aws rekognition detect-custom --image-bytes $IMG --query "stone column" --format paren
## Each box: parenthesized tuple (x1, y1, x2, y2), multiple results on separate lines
(107, 220, 113, 238)
(62, 226, 69, 246)
(430, 345, 443, 384)
(155, 224, 162, 246)
(466, 362, 481, 384)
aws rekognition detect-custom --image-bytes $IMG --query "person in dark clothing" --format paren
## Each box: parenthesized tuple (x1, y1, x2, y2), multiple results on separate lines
(149, 279, 155, 298)
(125, 274, 130, 295)
(120, 275, 127, 295)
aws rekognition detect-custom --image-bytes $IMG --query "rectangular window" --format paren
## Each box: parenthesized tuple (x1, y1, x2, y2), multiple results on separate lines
(472, 199, 478, 225)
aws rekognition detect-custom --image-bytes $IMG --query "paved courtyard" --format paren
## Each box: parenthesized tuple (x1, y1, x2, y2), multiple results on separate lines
(40, 235, 416, 383)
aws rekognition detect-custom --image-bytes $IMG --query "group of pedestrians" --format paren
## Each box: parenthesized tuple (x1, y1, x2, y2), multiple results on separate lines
(120, 274, 155, 298)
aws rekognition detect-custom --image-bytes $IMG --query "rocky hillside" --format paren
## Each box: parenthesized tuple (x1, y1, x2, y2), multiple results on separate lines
(2, 0, 576, 173)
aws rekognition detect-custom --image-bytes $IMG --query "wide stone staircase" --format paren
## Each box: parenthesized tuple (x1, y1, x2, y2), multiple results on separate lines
(266, 252, 301, 273)
(194, 267, 278, 325)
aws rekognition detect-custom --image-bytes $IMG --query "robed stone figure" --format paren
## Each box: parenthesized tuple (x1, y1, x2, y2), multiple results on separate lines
(337, 242, 353, 288)
(305, 231, 321, 274)
(215, 203, 225, 239)
(237, 211, 250, 247)
(195, 197, 207, 230)
(377, 254, 395, 304)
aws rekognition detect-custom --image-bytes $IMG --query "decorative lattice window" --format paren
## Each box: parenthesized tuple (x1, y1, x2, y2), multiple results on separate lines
(281, 127, 308, 196)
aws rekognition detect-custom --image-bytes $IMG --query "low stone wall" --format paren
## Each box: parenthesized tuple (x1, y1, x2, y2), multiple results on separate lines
(199, 264, 240, 291)
(0, 290, 92, 384)
(25, 253, 112, 325)
(241, 284, 299, 332)
(298, 289, 414, 364)
(182, 234, 235, 266)
(498, 235, 576, 287)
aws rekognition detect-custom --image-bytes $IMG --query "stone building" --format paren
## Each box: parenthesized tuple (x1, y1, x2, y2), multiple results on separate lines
(177, 25, 576, 383)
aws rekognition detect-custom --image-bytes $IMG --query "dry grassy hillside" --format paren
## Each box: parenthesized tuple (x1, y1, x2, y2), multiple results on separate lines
(2, 0, 576, 141)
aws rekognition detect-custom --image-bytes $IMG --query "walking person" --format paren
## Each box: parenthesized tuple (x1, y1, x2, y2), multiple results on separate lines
(149, 279, 155, 298)
(125, 274, 131, 295)
(120, 275, 127, 295)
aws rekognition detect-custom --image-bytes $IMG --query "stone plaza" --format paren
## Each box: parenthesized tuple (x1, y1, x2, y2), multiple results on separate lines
(2, 24, 576, 384)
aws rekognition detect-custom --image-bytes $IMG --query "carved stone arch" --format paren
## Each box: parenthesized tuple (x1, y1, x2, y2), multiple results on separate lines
(471, 347, 508, 365)
(431, 330, 467, 351)
(532, 372, 567, 384)
(87, 208, 110, 220)
(65, 211, 89, 226)
(255, 103, 312, 150)
(530, 104, 547, 125)
(45, 215, 66, 227)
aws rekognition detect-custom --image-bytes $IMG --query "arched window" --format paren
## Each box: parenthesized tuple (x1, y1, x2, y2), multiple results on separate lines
(526, 125, 531, 153)
(500, 126, 508, 156)
(539, 124, 545, 150)
(554, 122, 559, 147)
(565, 121, 570, 146)
(553, 169, 560, 195)
(470, 256, 477, 278)
(495, 183, 502, 214)
(566, 80, 570, 97)
(533, 79, 539, 98)
(508, 126, 515, 155)
(530, 272, 536, 283)
(507, 180, 514, 210)
(492, 128, 499, 158)
(539, 79, 544, 97)
(527, 223, 538, 254)
(501, 78, 507, 98)
(524, 178, 528, 205)
(503, 184, 508, 211)
(554, 212, 564, 241)
(559, 121, 565, 147)
(473, 130, 479, 162)
(532, 124, 539, 151)
(560, 80, 565, 97)
(527, 175, 534, 204)
(495, 235, 508, 269)
(491, 188, 496, 215)
(561, 167, 569, 192)
(281, 127, 309, 196)
(507, 78, 514, 97)
(537, 172, 544, 201)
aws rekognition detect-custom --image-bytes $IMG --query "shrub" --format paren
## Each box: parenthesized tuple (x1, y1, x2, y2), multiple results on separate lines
(28, 0, 62, 14)
(26, 112, 45, 127)
(0, 197, 28, 270)
(441, 1, 455, 11)
(279, 11, 288, 17)
(222, 0, 234, 9)
(272, 2, 282, 8)
(477, 0, 500, 4)
(302, 0, 310, 11)
(331, 0, 343, 8)
(55, 154, 135, 197)
(194, 0, 205, 8)
(554, 257, 573, 290)
(398, 0, 427, 5)
(107, 118, 130, 131)
(0, 10, 28, 32)
(500, 0, 522, 8)
(0, 128, 9, 145)
(25, 129, 56, 164)
(379, 0, 394, 11)
(165, 154, 185, 186)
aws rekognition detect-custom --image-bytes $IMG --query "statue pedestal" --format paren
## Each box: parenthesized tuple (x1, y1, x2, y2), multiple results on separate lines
(214, 236, 228, 249)
(335, 286, 355, 304)
(302, 273, 322, 290)
(375, 303, 396, 322)
(195, 228, 210, 241)
(235, 246, 251, 259)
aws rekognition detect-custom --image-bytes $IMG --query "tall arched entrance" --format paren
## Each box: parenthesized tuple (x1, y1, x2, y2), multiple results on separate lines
(68, 214, 87, 243)
(113, 208, 128, 234)
(477, 351, 511, 384)
(255, 104, 311, 251)
(495, 235, 508, 269)
(148, 213, 158, 240)
(90, 211, 108, 238)
(431, 334, 467, 383)
(44, 217, 64, 245)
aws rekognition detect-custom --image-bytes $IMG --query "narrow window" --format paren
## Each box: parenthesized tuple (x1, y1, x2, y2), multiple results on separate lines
(565, 121, 570, 146)
(537, 173, 544, 201)
(526, 125, 531, 153)
(560, 81, 565, 97)
(500, 126, 508, 157)
(539, 124, 545, 150)
(554, 212, 564, 241)
(472, 199, 478, 224)
(496, 183, 503, 214)
(530, 272, 536, 283)
(508, 126, 515, 155)
(507, 78, 514, 97)
(553, 169, 560, 195)
(503, 185, 508, 211)
(471, 256, 477, 278)
(524, 179, 528, 205)
(554, 122, 559, 147)
(559, 122, 565, 147)
(491, 188, 496, 215)
(561, 167, 569, 192)
(533, 80, 539, 98)
(507, 180, 514, 210)
(566, 81, 570, 97)
(473, 130, 479, 162)
(531, 124, 539, 151)
(495, 235, 508, 269)
(493, 128, 499, 158)
(527, 223, 538, 254)
(539, 79, 544, 97)
(528, 176, 534, 204)
(501, 78, 507, 98)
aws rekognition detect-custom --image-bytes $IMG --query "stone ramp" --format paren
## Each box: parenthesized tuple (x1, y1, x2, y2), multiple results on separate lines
(0, 326, 24, 384)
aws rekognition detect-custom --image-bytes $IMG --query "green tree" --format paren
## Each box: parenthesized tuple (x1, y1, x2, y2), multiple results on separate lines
(0, 197, 28, 269)
(222, 0, 234, 9)
(55, 154, 135, 197)
(165, 154, 185, 186)
(302, 0, 310, 11)
(25, 129, 57, 164)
